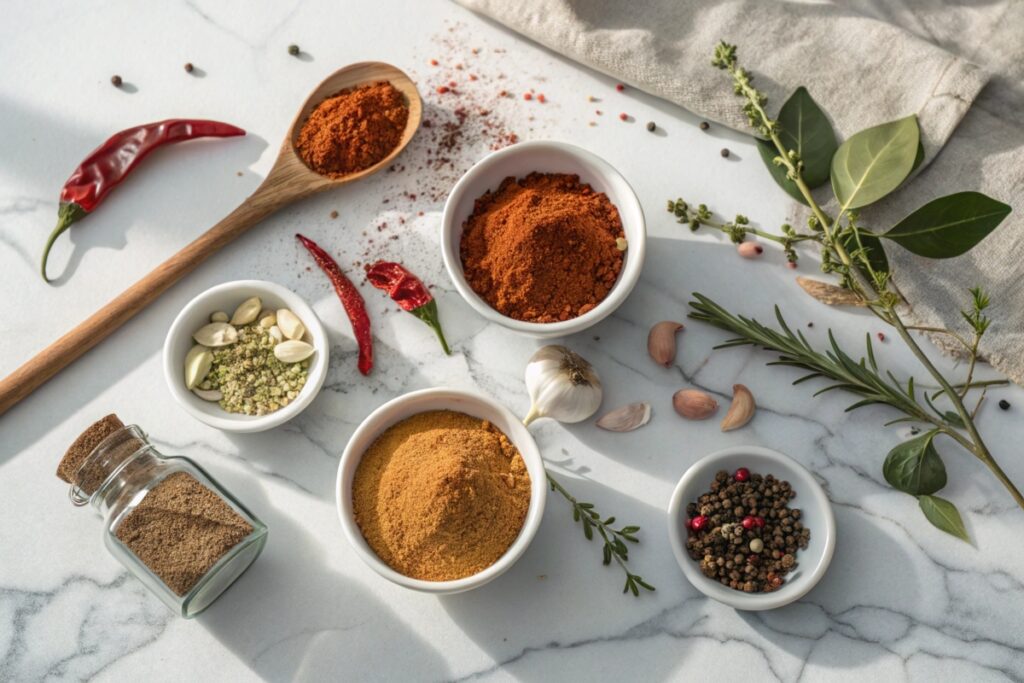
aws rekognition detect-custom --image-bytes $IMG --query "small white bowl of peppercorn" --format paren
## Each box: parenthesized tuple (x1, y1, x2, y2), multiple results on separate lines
(440, 140, 646, 339)
(667, 445, 836, 611)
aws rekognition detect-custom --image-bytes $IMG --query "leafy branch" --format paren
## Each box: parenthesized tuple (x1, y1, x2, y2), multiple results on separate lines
(546, 471, 655, 596)
(672, 42, 1023, 540)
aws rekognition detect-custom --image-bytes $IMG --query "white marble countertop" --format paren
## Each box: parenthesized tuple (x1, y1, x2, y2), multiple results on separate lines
(2, 2, 1023, 681)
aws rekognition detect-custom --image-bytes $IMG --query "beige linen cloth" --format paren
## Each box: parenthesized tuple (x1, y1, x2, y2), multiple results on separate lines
(456, 0, 1024, 384)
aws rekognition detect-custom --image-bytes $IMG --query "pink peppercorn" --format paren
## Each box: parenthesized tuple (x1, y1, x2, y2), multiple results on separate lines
(742, 516, 756, 530)
(523, 92, 533, 101)
(754, 516, 766, 528)
(537, 93, 546, 103)
(690, 515, 708, 531)
(619, 112, 628, 121)
(734, 467, 750, 482)
(877, 332, 886, 342)
(435, 85, 449, 94)
(615, 83, 625, 92)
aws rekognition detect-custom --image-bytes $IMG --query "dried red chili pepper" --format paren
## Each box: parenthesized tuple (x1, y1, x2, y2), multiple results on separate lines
(296, 234, 373, 375)
(42, 119, 246, 282)
(365, 261, 451, 355)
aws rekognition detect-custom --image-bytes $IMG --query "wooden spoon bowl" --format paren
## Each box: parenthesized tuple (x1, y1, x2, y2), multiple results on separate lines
(0, 62, 422, 416)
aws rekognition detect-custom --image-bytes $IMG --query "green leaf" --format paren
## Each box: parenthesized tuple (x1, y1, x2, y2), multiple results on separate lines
(882, 191, 1011, 258)
(757, 88, 838, 204)
(943, 411, 966, 429)
(883, 431, 947, 495)
(917, 494, 969, 542)
(831, 115, 920, 210)
(841, 230, 890, 275)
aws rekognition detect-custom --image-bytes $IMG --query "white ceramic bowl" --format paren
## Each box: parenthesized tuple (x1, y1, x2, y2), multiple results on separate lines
(440, 140, 646, 339)
(336, 387, 547, 594)
(667, 446, 836, 610)
(163, 279, 329, 433)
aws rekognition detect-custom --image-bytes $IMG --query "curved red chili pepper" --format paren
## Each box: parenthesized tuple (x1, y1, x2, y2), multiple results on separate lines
(42, 119, 245, 282)
(296, 234, 373, 375)
(366, 261, 451, 354)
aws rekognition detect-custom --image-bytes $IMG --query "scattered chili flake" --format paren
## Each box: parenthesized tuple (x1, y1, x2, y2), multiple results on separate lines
(615, 83, 625, 92)
(429, 59, 439, 66)
(469, 74, 478, 81)
(436, 85, 450, 94)
(523, 92, 533, 100)
(537, 94, 546, 103)
(110, 75, 123, 87)
(877, 332, 886, 341)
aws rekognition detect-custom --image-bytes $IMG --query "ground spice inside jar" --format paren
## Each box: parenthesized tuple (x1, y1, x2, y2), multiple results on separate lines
(114, 471, 253, 595)
(459, 173, 625, 322)
(352, 410, 531, 581)
(295, 81, 409, 177)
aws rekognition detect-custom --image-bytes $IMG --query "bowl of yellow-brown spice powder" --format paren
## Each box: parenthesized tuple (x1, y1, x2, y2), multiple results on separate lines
(337, 388, 547, 594)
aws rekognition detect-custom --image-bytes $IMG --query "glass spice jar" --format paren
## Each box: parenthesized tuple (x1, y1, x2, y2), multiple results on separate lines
(66, 422, 267, 618)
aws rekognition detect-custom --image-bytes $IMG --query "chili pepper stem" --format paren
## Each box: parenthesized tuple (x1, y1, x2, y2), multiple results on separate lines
(41, 202, 88, 283)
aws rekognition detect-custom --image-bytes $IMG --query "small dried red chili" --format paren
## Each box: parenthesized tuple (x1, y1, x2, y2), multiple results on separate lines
(42, 119, 246, 282)
(296, 234, 373, 375)
(365, 261, 451, 355)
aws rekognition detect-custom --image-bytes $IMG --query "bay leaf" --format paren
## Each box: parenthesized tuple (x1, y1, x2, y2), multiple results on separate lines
(831, 115, 920, 210)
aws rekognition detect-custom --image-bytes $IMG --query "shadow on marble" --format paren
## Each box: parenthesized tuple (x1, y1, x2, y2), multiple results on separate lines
(438, 475, 685, 679)
(739, 501, 918, 669)
(198, 469, 449, 681)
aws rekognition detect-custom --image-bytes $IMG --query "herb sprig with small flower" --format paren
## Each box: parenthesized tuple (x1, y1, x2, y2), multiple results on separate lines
(670, 42, 1022, 541)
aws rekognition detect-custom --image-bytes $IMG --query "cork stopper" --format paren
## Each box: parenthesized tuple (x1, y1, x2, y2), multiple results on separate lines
(57, 414, 124, 484)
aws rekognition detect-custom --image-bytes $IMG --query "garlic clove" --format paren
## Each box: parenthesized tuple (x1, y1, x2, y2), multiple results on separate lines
(524, 345, 603, 425)
(274, 339, 315, 363)
(193, 322, 237, 347)
(276, 309, 306, 341)
(673, 389, 718, 420)
(210, 311, 229, 323)
(192, 387, 223, 402)
(269, 325, 284, 343)
(596, 402, 651, 432)
(184, 344, 213, 390)
(230, 296, 262, 325)
(648, 321, 684, 367)
(721, 384, 756, 431)
(737, 242, 764, 259)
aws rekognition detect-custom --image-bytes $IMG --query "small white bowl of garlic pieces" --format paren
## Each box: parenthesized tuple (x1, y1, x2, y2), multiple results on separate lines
(163, 280, 329, 433)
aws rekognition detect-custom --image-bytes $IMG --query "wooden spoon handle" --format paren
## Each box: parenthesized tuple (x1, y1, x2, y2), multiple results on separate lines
(0, 184, 288, 417)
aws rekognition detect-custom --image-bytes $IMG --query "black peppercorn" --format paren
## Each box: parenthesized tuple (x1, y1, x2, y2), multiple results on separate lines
(184, 62, 195, 73)
(720, 148, 730, 158)
(699, 121, 710, 131)
(110, 75, 123, 87)
(288, 44, 300, 56)
(646, 121, 656, 132)
(999, 399, 1011, 410)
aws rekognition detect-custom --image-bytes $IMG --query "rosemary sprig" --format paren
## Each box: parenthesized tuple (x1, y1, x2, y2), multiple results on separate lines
(545, 471, 655, 596)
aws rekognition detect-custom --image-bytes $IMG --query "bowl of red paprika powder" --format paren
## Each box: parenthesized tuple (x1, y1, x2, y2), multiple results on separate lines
(441, 141, 646, 338)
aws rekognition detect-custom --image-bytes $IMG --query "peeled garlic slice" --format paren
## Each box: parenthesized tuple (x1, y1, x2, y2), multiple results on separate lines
(192, 387, 223, 402)
(274, 340, 315, 363)
(276, 309, 306, 341)
(184, 345, 213, 389)
(193, 322, 238, 347)
(230, 296, 262, 325)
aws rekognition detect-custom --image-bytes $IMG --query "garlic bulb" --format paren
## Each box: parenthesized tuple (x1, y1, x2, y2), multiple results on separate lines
(523, 345, 602, 425)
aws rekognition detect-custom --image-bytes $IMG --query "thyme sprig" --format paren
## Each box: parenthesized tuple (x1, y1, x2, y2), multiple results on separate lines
(672, 42, 1024, 539)
(546, 471, 655, 596)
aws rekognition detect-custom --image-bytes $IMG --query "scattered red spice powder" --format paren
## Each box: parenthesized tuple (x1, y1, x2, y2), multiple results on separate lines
(537, 94, 546, 103)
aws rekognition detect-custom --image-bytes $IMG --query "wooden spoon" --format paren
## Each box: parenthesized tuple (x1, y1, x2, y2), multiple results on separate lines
(0, 62, 422, 416)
